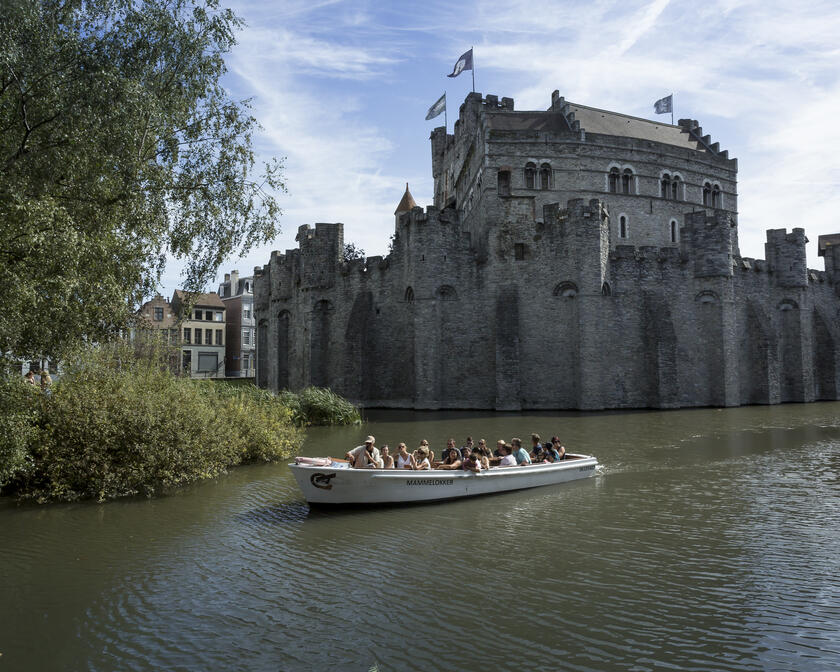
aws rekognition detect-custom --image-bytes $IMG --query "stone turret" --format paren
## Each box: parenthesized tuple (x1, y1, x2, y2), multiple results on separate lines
(765, 228, 808, 288)
(394, 183, 417, 225)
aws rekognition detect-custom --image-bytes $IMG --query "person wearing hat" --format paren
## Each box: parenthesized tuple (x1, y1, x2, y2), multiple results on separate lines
(345, 436, 383, 469)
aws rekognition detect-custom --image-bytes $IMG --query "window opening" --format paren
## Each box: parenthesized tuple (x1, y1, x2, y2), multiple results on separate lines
(524, 162, 536, 190)
(608, 168, 619, 193)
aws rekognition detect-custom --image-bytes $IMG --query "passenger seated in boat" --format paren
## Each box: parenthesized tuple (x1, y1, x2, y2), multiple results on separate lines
(416, 439, 433, 464)
(396, 443, 416, 470)
(444, 437, 460, 459)
(475, 440, 492, 469)
(510, 438, 532, 466)
(461, 436, 474, 454)
(435, 447, 462, 470)
(551, 436, 566, 461)
(497, 444, 517, 467)
(414, 446, 431, 470)
(529, 433, 544, 461)
(461, 447, 482, 473)
(493, 439, 505, 457)
(381, 445, 395, 469)
(345, 436, 383, 469)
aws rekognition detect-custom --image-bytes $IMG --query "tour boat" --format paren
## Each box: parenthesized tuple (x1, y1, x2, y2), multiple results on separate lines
(288, 454, 599, 505)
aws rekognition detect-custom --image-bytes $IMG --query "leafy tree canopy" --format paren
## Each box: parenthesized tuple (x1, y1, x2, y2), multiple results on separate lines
(0, 0, 284, 362)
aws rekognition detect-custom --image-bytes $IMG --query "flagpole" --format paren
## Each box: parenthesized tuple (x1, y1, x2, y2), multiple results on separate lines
(671, 93, 674, 125)
(444, 91, 448, 132)
(471, 46, 475, 93)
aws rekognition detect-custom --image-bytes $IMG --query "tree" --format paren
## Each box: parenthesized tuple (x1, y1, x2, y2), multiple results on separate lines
(342, 242, 365, 263)
(0, 0, 284, 362)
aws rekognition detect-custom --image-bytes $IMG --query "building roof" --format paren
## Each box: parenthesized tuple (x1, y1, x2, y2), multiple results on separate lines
(172, 289, 225, 308)
(486, 111, 572, 133)
(566, 103, 701, 150)
(818, 234, 840, 256)
(394, 183, 417, 214)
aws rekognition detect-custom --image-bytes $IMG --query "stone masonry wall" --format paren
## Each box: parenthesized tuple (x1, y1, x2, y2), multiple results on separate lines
(254, 92, 840, 410)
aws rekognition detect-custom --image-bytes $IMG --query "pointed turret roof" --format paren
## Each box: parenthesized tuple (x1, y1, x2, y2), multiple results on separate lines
(394, 183, 417, 215)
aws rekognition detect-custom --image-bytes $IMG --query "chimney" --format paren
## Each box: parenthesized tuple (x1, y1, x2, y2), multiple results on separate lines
(230, 270, 240, 296)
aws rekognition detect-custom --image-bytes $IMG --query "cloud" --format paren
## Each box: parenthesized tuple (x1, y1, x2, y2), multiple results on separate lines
(159, 0, 840, 295)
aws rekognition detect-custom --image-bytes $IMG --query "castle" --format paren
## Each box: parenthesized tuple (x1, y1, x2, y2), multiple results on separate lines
(254, 90, 840, 410)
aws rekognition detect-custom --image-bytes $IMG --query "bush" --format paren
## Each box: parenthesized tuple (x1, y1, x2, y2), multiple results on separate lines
(277, 386, 362, 427)
(0, 342, 304, 502)
(0, 378, 41, 489)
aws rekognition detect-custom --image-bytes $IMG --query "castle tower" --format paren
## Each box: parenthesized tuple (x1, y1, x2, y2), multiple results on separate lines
(394, 183, 417, 225)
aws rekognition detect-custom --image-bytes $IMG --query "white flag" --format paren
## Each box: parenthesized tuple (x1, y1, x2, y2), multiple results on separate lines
(425, 93, 446, 120)
(654, 94, 673, 114)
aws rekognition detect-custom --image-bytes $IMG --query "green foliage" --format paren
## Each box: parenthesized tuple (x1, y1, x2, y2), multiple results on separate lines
(342, 242, 365, 263)
(0, 377, 40, 488)
(0, 0, 284, 362)
(0, 342, 302, 502)
(278, 386, 363, 427)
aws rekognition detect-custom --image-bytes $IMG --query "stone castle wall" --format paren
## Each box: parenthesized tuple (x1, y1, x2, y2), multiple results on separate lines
(254, 92, 840, 410)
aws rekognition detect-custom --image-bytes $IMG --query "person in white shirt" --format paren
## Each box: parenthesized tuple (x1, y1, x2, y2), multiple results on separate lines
(498, 444, 517, 467)
(345, 436, 383, 468)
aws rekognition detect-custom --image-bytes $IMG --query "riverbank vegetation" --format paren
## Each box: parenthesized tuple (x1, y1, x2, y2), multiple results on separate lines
(0, 343, 358, 503)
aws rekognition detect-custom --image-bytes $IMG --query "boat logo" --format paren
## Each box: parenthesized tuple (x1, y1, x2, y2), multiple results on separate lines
(310, 473, 337, 490)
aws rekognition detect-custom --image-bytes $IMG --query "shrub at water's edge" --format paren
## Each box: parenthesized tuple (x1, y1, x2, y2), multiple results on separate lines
(277, 386, 363, 427)
(0, 342, 305, 502)
(210, 381, 363, 427)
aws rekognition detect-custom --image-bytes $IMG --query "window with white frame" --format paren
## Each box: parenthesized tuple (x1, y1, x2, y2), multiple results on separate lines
(619, 214, 629, 239)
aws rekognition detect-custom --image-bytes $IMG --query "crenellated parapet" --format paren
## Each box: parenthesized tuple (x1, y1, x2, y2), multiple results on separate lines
(680, 210, 736, 278)
(765, 228, 808, 288)
(254, 89, 840, 410)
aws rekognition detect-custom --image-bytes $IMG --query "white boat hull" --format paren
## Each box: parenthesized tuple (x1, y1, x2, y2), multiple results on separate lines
(289, 455, 598, 505)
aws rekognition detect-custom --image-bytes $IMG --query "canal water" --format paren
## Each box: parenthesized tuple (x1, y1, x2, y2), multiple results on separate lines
(2, 404, 840, 671)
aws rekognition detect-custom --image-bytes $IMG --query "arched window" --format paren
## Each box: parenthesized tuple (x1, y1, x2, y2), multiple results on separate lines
(608, 168, 619, 193)
(437, 285, 457, 301)
(670, 219, 679, 243)
(497, 169, 511, 197)
(712, 184, 721, 208)
(619, 214, 628, 239)
(661, 173, 671, 198)
(553, 281, 578, 298)
(622, 169, 633, 194)
(703, 182, 712, 206)
(524, 162, 536, 190)
(404, 286, 414, 303)
(671, 175, 681, 200)
(540, 163, 551, 190)
(696, 290, 719, 305)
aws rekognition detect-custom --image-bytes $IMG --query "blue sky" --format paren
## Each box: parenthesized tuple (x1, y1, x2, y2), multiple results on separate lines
(159, 0, 840, 295)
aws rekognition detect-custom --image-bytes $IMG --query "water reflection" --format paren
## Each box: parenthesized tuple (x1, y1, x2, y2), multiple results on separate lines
(2, 403, 840, 671)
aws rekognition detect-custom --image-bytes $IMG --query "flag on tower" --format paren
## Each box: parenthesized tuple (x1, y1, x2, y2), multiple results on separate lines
(425, 93, 446, 120)
(654, 94, 673, 114)
(447, 48, 473, 78)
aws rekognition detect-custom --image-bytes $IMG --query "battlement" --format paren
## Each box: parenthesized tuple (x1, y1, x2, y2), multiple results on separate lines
(678, 118, 737, 166)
